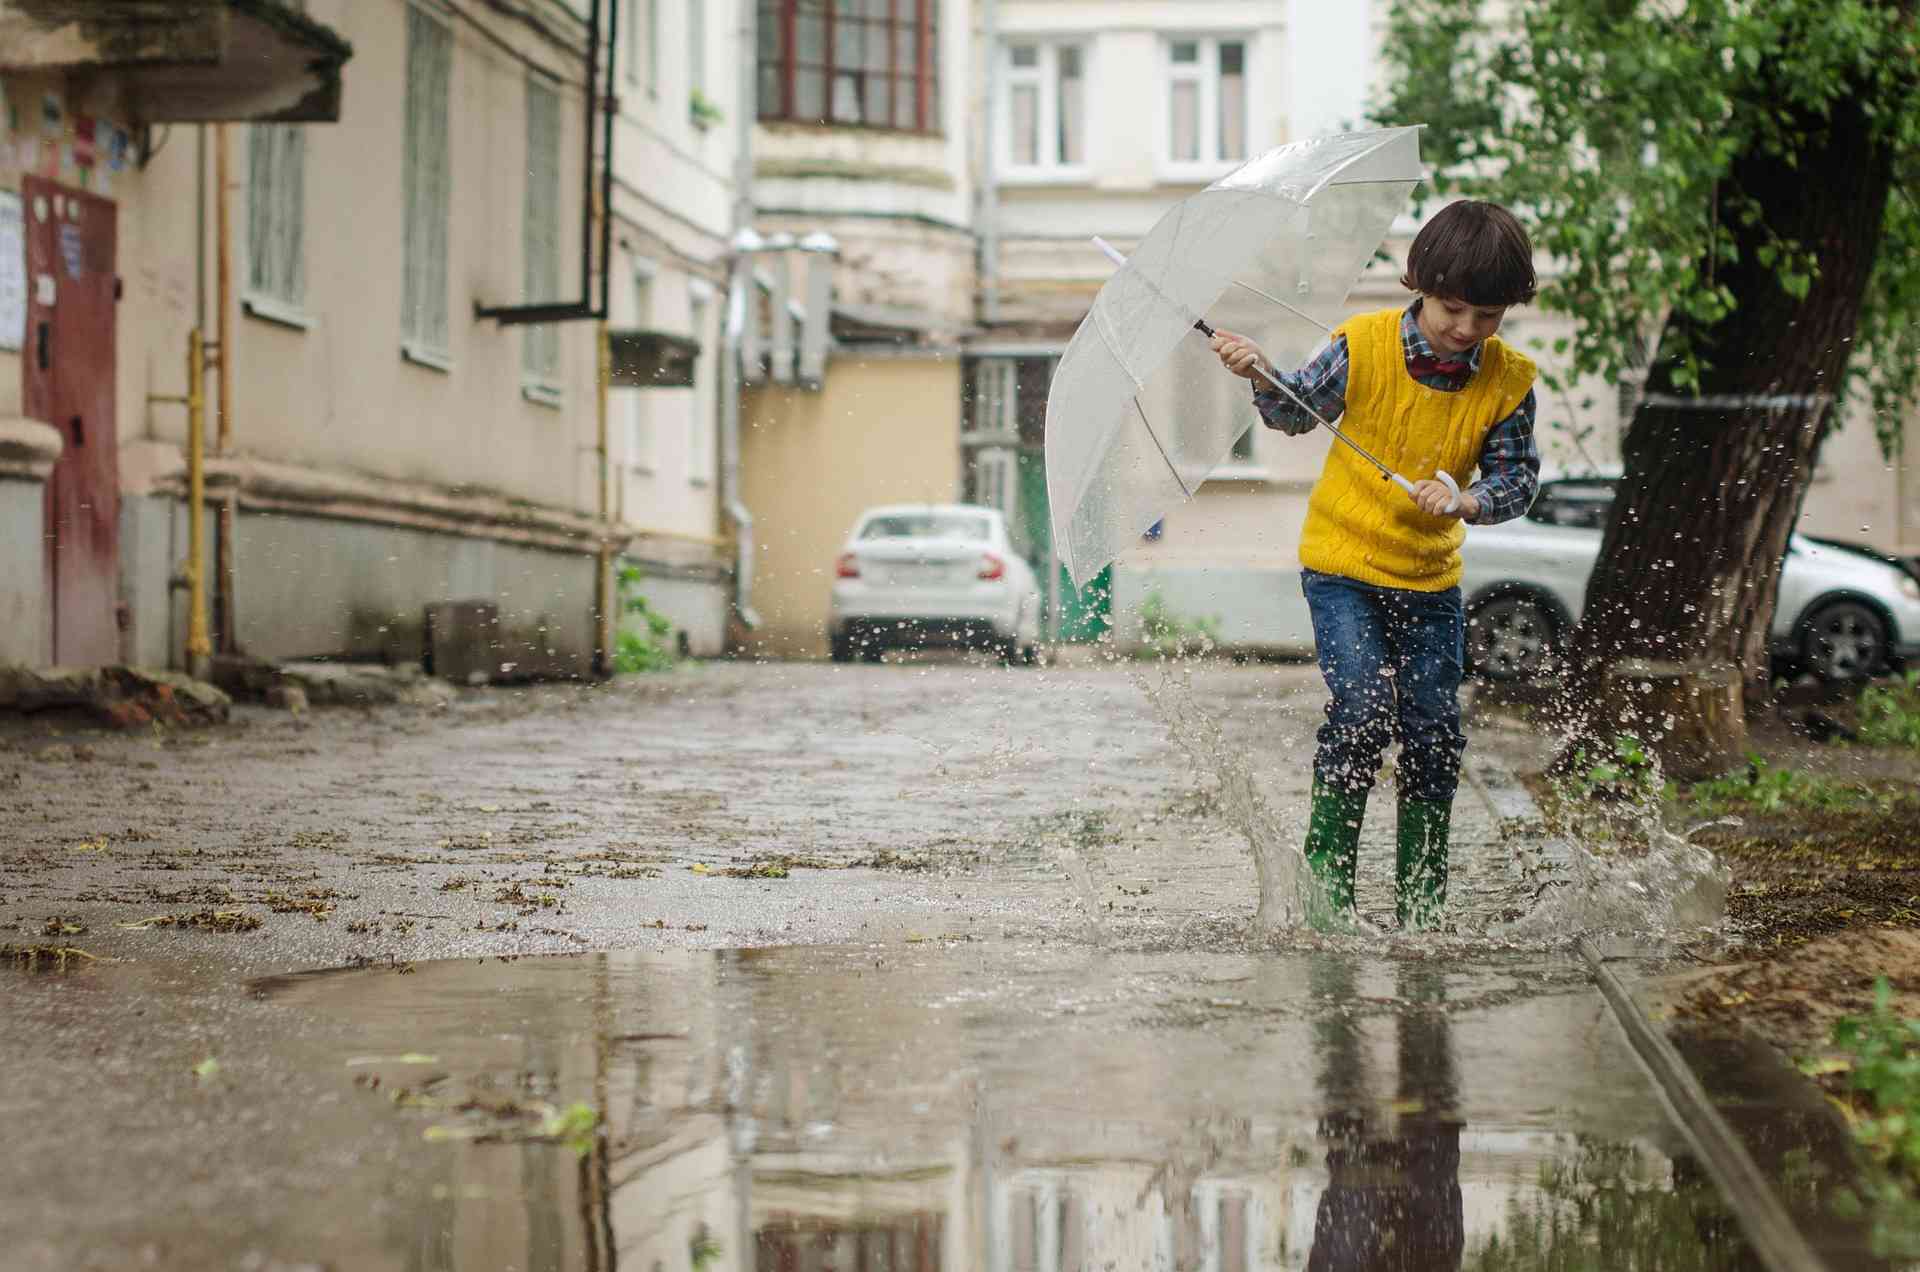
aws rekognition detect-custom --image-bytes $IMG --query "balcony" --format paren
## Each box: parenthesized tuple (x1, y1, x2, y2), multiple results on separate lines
(0, 0, 353, 123)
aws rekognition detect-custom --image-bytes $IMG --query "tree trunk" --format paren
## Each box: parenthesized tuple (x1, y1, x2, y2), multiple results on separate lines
(1557, 83, 1895, 776)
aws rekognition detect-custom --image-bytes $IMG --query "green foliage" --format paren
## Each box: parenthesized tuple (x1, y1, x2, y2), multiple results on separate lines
(690, 1230, 722, 1270)
(1688, 757, 1880, 814)
(1375, 0, 1920, 453)
(1563, 732, 1663, 803)
(689, 89, 725, 128)
(538, 1101, 600, 1157)
(1136, 590, 1221, 660)
(615, 562, 678, 675)
(1859, 671, 1920, 748)
(1810, 979, 1920, 1258)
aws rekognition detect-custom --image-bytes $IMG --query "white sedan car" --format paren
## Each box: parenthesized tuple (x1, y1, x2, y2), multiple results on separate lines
(828, 504, 1043, 664)
(1462, 477, 1920, 683)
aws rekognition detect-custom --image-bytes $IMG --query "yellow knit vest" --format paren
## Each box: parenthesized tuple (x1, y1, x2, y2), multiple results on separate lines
(1297, 307, 1536, 592)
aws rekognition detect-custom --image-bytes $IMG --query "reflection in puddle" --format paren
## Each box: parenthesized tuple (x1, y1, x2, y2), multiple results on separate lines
(257, 946, 1767, 1270)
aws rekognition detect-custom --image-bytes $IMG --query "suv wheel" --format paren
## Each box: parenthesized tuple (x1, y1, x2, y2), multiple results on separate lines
(1800, 599, 1888, 682)
(1467, 593, 1558, 682)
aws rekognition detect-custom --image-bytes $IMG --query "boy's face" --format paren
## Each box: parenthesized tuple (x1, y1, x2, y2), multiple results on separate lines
(1418, 294, 1509, 357)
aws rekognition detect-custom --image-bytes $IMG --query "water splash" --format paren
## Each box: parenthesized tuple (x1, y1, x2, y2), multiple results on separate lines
(1496, 823, 1729, 941)
(1133, 659, 1312, 936)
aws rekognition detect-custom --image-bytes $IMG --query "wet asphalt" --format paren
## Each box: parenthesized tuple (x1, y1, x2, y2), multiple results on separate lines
(0, 657, 1862, 1268)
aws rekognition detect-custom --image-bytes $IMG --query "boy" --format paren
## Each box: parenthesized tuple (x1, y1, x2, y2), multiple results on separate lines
(1211, 199, 1540, 931)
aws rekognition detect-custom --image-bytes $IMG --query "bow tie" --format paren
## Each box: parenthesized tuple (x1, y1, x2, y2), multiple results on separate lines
(1407, 353, 1471, 378)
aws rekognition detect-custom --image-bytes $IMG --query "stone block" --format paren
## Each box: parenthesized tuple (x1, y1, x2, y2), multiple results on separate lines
(424, 600, 501, 685)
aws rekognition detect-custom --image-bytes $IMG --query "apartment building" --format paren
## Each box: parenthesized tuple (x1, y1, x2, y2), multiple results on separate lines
(1, 0, 739, 679)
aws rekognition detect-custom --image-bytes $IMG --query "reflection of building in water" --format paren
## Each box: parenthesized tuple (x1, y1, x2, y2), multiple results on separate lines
(272, 949, 1717, 1271)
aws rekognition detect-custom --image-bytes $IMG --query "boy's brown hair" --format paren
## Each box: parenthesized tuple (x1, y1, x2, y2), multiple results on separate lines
(1399, 200, 1537, 307)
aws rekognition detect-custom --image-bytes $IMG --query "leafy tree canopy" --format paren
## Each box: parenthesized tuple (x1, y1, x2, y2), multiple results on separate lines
(1375, 0, 1920, 453)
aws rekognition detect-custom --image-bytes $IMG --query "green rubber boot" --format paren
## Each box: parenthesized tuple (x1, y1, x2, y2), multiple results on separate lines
(1396, 798, 1452, 930)
(1303, 779, 1368, 930)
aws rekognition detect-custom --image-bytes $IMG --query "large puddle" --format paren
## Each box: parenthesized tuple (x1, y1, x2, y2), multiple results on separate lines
(223, 944, 1797, 1270)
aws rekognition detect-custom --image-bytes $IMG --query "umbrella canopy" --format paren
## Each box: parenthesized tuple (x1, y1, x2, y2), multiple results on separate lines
(1045, 127, 1425, 588)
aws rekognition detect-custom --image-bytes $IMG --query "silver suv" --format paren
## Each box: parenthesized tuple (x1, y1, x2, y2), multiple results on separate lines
(1460, 477, 1920, 683)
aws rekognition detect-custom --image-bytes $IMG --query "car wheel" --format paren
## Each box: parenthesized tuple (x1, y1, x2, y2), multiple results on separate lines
(1799, 599, 1888, 682)
(1466, 592, 1559, 682)
(829, 634, 854, 663)
(1020, 643, 1041, 667)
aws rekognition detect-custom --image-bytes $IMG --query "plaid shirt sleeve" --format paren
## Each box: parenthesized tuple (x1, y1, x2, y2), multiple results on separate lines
(1465, 387, 1540, 525)
(1250, 335, 1348, 436)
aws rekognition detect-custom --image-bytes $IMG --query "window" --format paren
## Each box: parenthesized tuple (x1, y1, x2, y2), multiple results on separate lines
(688, 281, 713, 485)
(624, 0, 642, 83)
(1003, 41, 1084, 173)
(403, 3, 453, 363)
(757, 0, 940, 132)
(626, 264, 655, 471)
(246, 123, 305, 316)
(688, 0, 707, 105)
(1165, 36, 1246, 169)
(647, 0, 660, 94)
(523, 75, 562, 391)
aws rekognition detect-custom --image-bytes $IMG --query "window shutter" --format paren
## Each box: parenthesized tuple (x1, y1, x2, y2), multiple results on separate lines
(523, 76, 562, 381)
(247, 124, 305, 305)
(404, 5, 453, 355)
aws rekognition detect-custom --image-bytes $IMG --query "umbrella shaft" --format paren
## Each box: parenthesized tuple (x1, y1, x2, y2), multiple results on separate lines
(1248, 359, 1396, 481)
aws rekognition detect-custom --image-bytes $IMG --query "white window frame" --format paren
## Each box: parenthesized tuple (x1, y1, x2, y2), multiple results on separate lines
(1159, 34, 1250, 181)
(402, 1, 454, 369)
(687, 278, 715, 487)
(244, 122, 309, 327)
(522, 73, 564, 403)
(625, 259, 657, 473)
(1000, 40, 1089, 182)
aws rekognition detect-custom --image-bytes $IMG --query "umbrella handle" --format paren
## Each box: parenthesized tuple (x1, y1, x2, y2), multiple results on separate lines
(1390, 471, 1462, 515)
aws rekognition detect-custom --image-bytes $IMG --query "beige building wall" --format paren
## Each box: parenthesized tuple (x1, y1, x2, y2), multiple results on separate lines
(130, 0, 598, 515)
(740, 356, 964, 655)
(0, 1, 725, 674)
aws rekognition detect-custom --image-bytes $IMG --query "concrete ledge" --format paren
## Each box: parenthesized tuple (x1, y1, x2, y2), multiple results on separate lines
(120, 443, 624, 556)
(0, 417, 64, 483)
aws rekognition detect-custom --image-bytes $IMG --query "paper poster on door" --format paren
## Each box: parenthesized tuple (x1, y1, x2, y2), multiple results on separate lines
(0, 191, 24, 353)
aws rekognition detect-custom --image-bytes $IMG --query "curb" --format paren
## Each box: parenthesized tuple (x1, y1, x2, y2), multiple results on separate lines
(1581, 938, 1828, 1272)
(1468, 755, 1828, 1272)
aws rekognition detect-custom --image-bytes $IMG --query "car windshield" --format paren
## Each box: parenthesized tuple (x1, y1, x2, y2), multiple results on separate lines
(1528, 480, 1616, 530)
(859, 513, 992, 542)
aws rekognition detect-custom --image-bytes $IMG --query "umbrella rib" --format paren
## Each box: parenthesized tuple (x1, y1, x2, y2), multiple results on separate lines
(1133, 398, 1196, 499)
(1229, 280, 1333, 333)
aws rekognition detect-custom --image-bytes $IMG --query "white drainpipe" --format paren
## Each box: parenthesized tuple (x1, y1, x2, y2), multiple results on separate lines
(722, 0, 761, 631)
(979, 0, 1000, 324)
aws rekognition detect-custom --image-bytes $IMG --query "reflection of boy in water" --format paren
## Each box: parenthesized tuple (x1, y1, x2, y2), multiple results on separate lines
(1306, 961, 1464, 1272)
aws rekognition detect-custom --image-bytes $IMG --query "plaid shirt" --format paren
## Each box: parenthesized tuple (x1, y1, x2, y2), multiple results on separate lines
(1251, 301, 1540, 525)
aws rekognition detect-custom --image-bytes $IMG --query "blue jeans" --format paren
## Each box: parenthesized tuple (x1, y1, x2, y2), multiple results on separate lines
(1301, 569, 1466, 803)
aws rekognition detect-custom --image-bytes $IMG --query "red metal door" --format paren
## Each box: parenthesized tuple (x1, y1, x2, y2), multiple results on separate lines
(22, 177, 118, 667)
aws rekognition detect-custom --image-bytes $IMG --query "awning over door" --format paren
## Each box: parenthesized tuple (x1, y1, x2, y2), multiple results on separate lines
(0, 0, 353, 122)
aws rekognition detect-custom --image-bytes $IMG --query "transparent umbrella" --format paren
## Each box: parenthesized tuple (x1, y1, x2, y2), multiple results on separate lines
(1045, 126, 1428, 588)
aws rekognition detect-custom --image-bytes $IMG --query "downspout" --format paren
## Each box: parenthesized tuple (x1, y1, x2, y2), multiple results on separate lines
(594, 321, 614, 676)
(213, 124, 238, 654)
(721, 0, 761, 632)
(721, 243, 760, 632)
(979, 0, 1000, 325)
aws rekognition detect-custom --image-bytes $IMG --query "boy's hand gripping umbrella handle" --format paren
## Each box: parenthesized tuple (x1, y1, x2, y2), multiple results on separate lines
(1090, 236, 1459, 515)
